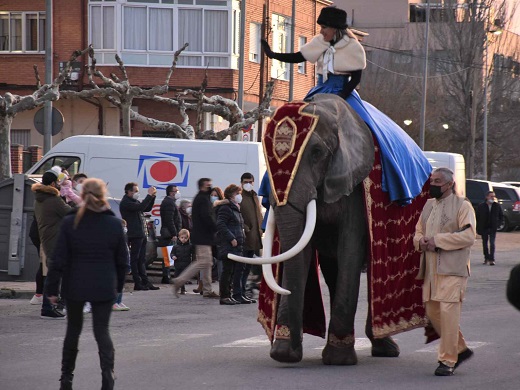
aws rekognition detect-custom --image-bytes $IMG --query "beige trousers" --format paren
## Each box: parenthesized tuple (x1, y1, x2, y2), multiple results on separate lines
(425, 300, 468, 367)
(173, 245, 213, 294)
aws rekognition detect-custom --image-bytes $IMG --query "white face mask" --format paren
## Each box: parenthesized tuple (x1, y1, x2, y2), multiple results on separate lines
(132, 192, 140, 200)
(234, 194, 243, 204)
(487, 199, 494, 204)
(186, 207, 192, 215)
(210, 196, 219, 203)
(75, 183, 83, 193)
(242, 183, 253, 192)
(174, 192, 181, 200)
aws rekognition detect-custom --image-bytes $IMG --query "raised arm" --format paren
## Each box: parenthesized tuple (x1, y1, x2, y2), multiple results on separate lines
(261, 39, 306, 64)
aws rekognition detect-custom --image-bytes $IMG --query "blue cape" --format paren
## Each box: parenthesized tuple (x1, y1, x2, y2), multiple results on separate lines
(306, 74, 432, 205)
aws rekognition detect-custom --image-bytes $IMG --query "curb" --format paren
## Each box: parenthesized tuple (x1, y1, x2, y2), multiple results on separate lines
(0, 289, 34, 300)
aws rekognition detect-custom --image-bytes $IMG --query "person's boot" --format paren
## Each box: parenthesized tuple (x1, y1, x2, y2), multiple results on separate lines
(193, 280, 203, 294)
(60, 348, 78, 390)
(99, 349, 115, 390)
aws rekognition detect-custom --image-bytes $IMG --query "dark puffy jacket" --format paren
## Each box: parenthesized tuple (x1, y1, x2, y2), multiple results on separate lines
(46, 209, 129, 302)
(216, 200, 245, 258)
(32, 183, 72, 258)
(170, 241, 194, 267)
(191, 191, 217, 245)
(120, 194, 155, 238)
(476, 201, 504, 234)
(159, 196, 182, 244)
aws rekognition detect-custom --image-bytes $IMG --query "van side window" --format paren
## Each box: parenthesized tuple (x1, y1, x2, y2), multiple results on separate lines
(31, 156, 81, 176)
(493, 188, 510, 201)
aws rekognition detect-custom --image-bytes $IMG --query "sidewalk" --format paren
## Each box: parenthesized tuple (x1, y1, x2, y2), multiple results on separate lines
(0, 281, 36, 299)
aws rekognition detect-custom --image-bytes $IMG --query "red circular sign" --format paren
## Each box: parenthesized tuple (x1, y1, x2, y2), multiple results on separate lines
(149, 161, 177, 182)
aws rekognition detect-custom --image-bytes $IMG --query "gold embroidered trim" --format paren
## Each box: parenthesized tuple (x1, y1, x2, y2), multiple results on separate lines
(328, 333, 355, 347)
(275, 325, 291, 340)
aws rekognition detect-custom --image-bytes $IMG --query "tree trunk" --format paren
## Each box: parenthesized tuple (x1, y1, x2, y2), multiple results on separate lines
(0, 114, 14, 181)
(121, 103, 131, 136)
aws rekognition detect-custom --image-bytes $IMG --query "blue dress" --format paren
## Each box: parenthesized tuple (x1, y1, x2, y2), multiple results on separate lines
(305, 74, 431, 205)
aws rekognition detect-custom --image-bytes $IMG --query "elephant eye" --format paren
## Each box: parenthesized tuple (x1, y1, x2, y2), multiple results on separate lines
(311, 146, 323, 162)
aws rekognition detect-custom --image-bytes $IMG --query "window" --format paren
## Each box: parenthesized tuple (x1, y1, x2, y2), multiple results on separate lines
(32, 156, 81, 176)
(89, 0, 232, 68)
(249, 22, 261, 63)
(392, 51, 412, 64)
(271, 14, 290, 81)
(410, 4, 456, 23)
(298, 36, 306, 74)
(0, 12, 45, 52)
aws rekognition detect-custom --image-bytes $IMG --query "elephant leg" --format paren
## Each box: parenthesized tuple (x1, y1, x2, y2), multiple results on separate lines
(365, 306, 400, 358)
(322, 186, 365, 366)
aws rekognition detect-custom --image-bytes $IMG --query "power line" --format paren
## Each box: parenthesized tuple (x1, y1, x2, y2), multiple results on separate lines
(366, 59, 472, 79)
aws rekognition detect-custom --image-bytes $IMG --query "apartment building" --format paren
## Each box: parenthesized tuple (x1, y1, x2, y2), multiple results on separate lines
(1, 0, 329, 173)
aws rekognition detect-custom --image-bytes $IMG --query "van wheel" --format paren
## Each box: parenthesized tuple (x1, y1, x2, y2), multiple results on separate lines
(497, 217, 510, 232)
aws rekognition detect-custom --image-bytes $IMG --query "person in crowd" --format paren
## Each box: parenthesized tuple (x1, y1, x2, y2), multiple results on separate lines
(159, 185, 182, 284)
(476, 191, 504, 266)
(113, 219, 131, 311)
(71, 173, 88, 197)
(507, 263, 520, 311)
(178, 199, 193, 232)
(414, 167, 476, 376)
(172, 178, 219, 299)
(29, 216, 44, 305)
(46, 178, 128, 390)
(210, 187, 225, 205)
(119, 182, 159, 291)
(215, 184, 246, 305)
(32, 168, 72, 319)
(234, 173, 262, 303)
(210, 187, 226, 284)
(170, 229, 194, 295)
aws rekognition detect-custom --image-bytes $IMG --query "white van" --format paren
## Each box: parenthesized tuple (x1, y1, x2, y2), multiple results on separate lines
(423, 151, 466, 196)
(26, 135, 267, 222)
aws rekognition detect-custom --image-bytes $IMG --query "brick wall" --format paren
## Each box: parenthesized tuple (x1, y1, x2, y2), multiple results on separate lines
(10, 144, 24, 174)
(28, 145, 43, 166)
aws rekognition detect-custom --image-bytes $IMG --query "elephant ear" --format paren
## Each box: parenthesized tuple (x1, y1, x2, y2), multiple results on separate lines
(317, 95, 374, 203)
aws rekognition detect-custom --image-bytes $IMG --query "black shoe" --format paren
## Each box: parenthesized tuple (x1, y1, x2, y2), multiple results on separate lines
(161, 278, 171, 284)
(234, 296, 252, 304)
(41, 307, 66, 319)
(242, 295, 257, 303)
(455, 348, 474, 369)
(134, 284, 149, 291)
(220, 298, 236, 305)
(483, 259, 489, 265)
(146, 283, 160, 290)
(434, 362, 454, 376)
(489, 261, 496, 266)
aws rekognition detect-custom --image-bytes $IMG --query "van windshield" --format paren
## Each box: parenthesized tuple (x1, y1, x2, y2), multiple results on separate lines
(29, 156, 81, 176)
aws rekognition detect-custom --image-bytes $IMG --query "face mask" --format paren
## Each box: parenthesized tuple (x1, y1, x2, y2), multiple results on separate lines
(234, 194, 243, 204)
(174, 192, 181, 200)
(429, 184, 448, 199)
(75, 183, 83, 193)
(242, 183, 253, 192)
(487, 199, 494, 204)
(132, 192, 140, 200)
(186, 207, 192, 215)
(211, 196, 219, 203)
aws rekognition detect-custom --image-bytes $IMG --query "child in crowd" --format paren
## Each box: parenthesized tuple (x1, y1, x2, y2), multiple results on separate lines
(114, 219, 131, 311)
(170, 229, 194, 295)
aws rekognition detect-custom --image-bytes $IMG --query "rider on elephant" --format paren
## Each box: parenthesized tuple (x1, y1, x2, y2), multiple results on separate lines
(261, 5, 430, 206)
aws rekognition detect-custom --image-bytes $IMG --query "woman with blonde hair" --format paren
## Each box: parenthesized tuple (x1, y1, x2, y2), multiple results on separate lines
(47, 178, 129, 390)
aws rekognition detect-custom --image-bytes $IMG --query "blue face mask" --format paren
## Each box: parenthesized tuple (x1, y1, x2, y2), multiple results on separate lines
(210, 196, 219, 203)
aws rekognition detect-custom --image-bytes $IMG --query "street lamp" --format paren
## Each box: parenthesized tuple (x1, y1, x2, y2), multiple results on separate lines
(483, 19, 503, 180)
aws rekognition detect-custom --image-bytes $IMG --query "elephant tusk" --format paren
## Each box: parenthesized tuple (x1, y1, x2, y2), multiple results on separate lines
(261, 210, 291, 295)
(228, 200, 317, 265)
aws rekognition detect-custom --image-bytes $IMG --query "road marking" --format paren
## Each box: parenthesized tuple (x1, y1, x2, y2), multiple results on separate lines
(416, 341, 490, 353)
(313, 338, 372, 351)
(131, 334, 212, 348)
(214, 335, 271, 348)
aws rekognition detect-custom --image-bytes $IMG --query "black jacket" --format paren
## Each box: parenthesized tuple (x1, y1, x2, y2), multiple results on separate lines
(170, 241, 194, 267)
(216, 200, 245, 257)
(159, 196, 182, 240)
(191, 190, 217, 245)
(46, 209, 129, 302)
(476, 201, 504, 234)
(119, 194, 155, 238)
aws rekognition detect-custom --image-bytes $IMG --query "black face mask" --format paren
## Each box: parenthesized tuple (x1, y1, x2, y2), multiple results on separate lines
(430, 184, 448, 199)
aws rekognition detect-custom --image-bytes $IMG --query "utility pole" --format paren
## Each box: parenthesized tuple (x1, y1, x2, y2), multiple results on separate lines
(419, 0, 430, 151)
(288, 0, 296, 102)
(237, 0, 246, 110)
(257, 3, 268, 142)
(482, 43, 489, 179)
(43, 0, 53, 154)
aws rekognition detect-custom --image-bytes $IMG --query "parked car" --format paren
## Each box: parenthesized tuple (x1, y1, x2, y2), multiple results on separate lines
(490, 183, 520, 232)
(107, 197, 158, 266)
(466, 179, 520, 232)
(502, 181, 520, 188)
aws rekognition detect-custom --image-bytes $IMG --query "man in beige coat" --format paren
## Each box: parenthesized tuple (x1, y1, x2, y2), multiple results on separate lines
(414, 167, 476, 376)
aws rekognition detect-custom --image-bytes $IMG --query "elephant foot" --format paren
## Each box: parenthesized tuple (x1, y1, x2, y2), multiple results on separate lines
(322, 343, 358, 366)
(370, 336, 400, 358)
(270, 339, 303, 363)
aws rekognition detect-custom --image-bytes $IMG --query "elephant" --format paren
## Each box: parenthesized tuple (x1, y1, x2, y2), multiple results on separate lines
(229, 93, 422, 365)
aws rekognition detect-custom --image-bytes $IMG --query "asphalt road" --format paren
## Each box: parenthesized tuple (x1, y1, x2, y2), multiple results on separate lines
(1, 232, 519, 390)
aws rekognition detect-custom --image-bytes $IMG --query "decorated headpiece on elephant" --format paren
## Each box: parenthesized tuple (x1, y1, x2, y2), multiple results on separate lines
(230, 94, 432, 365)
